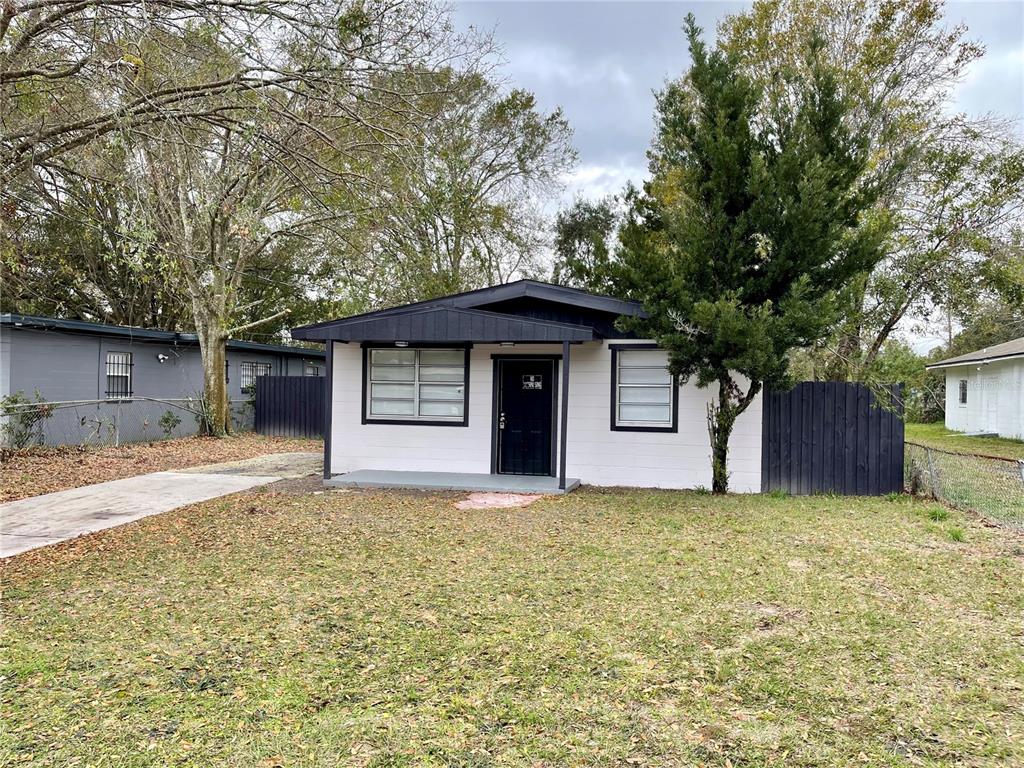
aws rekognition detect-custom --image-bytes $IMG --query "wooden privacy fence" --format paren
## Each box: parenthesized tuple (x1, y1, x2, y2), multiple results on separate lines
(761, 382, 904, 495)
(254, 376, 324, 438)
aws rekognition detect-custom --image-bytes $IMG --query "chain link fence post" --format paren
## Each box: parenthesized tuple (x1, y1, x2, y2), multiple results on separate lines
(0, 397, 256, 450)
(906, 440, 1024, 529)
(926, 446, 941, 499)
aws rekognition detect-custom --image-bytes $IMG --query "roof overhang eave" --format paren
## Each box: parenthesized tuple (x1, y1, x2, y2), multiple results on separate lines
(291, 329, 596, 343)
(926, 352, 1024, 370)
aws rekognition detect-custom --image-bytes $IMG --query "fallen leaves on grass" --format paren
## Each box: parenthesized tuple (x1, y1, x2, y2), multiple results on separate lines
(2, 489, 1022, 766)
(0, 433, 321, 502)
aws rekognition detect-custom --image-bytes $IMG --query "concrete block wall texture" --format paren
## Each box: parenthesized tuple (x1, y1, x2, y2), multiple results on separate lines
(328, 340, 763, 492)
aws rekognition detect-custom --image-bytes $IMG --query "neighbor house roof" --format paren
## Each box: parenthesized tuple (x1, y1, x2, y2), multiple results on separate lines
(0, 313, 324, 358)
(926, 336, 1024, 369)
(291, 279, 645, 343)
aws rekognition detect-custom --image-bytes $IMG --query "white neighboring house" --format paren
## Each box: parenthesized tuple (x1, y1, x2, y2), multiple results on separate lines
(291, 280, 763, 493)
(926, 336, 1024, 440)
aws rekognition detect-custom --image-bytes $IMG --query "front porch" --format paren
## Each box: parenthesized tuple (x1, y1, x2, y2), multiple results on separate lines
(326, 469, 581, 494)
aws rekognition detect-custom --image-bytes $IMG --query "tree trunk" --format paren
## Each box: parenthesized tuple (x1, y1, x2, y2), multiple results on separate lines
(706, 376, 762, 494)
(196, 315, 231, 436)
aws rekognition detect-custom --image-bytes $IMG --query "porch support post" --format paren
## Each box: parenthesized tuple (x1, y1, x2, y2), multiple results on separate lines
(323, 340, 333, 480)
(559, 340, 570, 489)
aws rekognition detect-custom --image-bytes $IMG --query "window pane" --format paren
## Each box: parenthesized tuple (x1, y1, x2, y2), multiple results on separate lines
(419, 400, 464, 417)
(619, 349, 668, 367)
(419, 349, 464, 366)
(366, 347, 468, 422)
(619, 367, 671, 385)
(419, 366, 464, 382)
(105, 352, 130, 372)
(371, 365, 415, 382)
(371, 349, 416, 366)
(371, 383, 415, 399)
(370, 399, 415, 416)
(619, 404, 672, 423)
(618, 385, 670, 404)
(107, 375, 128, 397)
(419, 384, 464, 400)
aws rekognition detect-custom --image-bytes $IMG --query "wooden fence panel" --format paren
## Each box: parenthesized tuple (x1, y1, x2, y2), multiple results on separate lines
(254, 376, 324, 438)
(761, 382, 904, 495)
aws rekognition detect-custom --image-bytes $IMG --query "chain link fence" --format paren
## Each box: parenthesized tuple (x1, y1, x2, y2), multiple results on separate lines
(0, 397, 254, 449)
(905, 442, 1024, 529)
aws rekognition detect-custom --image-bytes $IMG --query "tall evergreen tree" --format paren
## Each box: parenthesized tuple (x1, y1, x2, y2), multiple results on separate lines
(618, 16, 893, 492)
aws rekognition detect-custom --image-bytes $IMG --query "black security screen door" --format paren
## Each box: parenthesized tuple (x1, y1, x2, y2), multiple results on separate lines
(497, 359, 556, 475)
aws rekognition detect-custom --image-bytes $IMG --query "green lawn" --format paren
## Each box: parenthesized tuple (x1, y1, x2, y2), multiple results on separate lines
(3, 486, 1023, 766)
(906, 422, 1024, 461)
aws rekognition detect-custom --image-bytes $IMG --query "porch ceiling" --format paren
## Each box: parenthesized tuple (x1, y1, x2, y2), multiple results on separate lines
(291, 306, 595, 343)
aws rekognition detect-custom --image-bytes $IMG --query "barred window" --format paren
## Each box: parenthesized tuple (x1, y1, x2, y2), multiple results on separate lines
(105, 352, 133, 399)
(241, 361, 272, 391)
(611, 348, 676, 431)
(365, 348, 467, 424)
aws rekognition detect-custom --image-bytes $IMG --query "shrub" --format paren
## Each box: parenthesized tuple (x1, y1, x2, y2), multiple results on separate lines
(0, 390, 54, 449)
(159, 409, 182, 439)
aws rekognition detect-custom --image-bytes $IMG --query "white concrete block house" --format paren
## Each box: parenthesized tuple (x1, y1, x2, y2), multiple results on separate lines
(291, 280, 763, 493)
(926, 336, 1024, 440)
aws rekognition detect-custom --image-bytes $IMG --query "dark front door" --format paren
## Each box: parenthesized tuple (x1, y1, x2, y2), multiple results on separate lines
(496, 359, 556, 475)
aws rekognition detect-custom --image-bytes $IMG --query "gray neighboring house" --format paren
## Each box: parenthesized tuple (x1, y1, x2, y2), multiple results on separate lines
(0, 314, 324, 446)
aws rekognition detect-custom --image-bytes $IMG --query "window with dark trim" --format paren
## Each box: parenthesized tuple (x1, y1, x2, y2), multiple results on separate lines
(610, 346, 677, 432)
(304, 362, 322, 376)
(364, 347, 468, 425)
(241, 361, 272, 391)
(958, 379, 968, 405)
(105, 351, 133, 399)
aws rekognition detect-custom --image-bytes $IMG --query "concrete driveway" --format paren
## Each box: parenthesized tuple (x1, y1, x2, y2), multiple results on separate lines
(1, 452, 320, 558)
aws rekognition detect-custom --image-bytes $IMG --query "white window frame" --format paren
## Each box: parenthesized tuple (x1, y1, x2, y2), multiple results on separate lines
(105, 351, 133, 400)
(611, 346, 676, 432)
(240, 361, 272, 392)
(958, 378, 968, 406)
(364, 347, 468, 426)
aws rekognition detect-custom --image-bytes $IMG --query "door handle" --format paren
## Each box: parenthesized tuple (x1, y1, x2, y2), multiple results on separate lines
(499, 412, 506, 430)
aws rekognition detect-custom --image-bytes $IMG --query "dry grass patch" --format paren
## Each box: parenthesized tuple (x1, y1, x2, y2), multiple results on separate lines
(0, 434, 321, 502)
(2, 487, 1022, 766)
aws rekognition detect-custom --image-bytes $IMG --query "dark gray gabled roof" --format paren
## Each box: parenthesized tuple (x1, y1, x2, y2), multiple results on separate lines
(1, 313, 324, 357)
(291, 279, 644, 342)
(292, 306, 596, 343)
(926, 336, 1024, 369)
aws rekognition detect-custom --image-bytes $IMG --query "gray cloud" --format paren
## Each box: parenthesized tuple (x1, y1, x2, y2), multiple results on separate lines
(454, 0, 1024, 203)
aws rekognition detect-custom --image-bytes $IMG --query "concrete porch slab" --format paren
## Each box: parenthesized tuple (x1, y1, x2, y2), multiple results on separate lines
(326, 470, 580, 494)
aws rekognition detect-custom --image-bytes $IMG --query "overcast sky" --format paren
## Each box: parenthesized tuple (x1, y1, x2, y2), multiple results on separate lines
(453, 0, 1024, 204)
